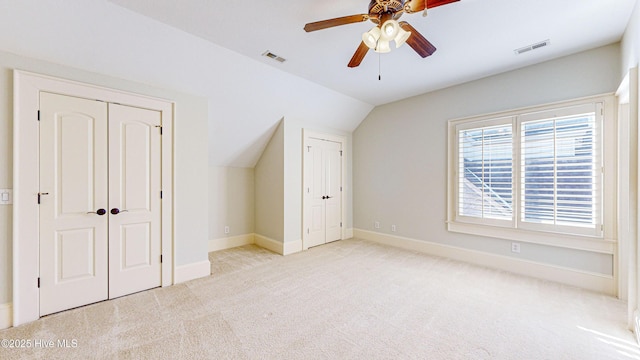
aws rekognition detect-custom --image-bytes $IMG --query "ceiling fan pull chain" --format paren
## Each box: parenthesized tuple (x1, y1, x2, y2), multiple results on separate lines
(378, 51, 382, 80)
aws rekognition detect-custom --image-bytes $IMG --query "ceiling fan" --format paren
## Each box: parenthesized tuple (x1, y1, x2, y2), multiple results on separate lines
(304, 0, 459, 68)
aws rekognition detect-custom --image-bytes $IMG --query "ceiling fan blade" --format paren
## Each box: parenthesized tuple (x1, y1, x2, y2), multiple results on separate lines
(399, 22, 437, 58)
(405, 0, 458, 13)
(304, 14, 369, 32)
(405, 0, 427, 13)
(348, 41, 370, 68)
(427, 0, 460, 9)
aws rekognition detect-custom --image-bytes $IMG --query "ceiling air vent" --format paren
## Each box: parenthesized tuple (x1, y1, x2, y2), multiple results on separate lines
(514, 39, 550, 55)
(262, 50, 286, 63)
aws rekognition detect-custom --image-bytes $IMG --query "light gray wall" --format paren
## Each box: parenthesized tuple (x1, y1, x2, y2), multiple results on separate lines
(622, 0, 639, 76)
(0, 64, 12, 305)
(255, 120, 285, 241)
(209, 166, 255, 239)
(0, 50, 209, 305)
(353, 44, 621, 275)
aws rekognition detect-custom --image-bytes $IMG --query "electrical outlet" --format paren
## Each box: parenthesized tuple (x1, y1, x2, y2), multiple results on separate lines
(224, 226, 230, 234)
(0, 189, 12, 205)
(511, 242, 521, 253)
(391, 225, 396, 232)
(374, 221, 380, 229)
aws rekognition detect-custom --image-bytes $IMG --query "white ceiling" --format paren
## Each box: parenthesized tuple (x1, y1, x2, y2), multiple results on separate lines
(0, 1, 635, 167)
(108, 0, 636, 106)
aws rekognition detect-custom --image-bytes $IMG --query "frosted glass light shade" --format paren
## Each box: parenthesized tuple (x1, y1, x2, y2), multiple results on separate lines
(375, 39, 391, 53)
(362, 27, 381, 49)
(380, 20, 399, 41)
(394, 27, 411, 48)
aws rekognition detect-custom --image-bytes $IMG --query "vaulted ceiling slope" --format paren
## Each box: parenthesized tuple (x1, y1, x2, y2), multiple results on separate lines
(108, 0, 636, 105)
(0, 1, 635, 167)
(0, 0, 373, 167)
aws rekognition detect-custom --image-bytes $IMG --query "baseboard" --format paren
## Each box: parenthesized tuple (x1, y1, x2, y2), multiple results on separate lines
(283, 239, 303, 255)
(209, 234, 254, 252)
(354, 229, 615, 295)
(344, 228, 354, 239)
(254, 234, 283, 255)
(0, 303, 12, 329)
(174, 260, 211, 283)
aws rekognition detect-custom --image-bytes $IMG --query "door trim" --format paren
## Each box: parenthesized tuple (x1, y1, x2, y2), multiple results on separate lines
(302, 129, 346, 250)
(13, 70, 175, 326)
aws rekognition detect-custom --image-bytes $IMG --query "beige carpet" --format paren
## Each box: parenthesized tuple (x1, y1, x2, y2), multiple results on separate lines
(1, 238, 639, 359)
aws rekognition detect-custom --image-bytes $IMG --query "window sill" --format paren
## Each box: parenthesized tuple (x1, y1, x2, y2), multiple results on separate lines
(447, 221, 615, 254)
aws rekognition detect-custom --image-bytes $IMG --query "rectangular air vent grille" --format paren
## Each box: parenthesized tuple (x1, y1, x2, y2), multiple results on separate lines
(514, 39, 550, 55)
(262, 51, 286, 63)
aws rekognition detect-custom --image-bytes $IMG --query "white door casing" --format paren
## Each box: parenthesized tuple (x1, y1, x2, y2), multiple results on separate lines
(13, 71, 174, 326)
(108, 104, 162, 299)
(303, 130, 345, 250)
(39, 93, 109, 316)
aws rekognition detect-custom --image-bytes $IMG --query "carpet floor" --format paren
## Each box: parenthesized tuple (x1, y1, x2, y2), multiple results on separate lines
(1, 238, 639, 359)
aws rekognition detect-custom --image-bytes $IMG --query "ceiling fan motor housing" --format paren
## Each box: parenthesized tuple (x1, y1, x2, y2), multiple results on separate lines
(368, 0, 405, 23)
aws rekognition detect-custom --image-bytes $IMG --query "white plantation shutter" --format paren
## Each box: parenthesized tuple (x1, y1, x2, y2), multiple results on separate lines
(452, 102, 603, 238)
(458, 123, 513, 222)
(518, 104, 601, 235)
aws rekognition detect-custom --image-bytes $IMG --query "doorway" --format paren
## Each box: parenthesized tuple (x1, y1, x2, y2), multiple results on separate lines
(38, 93, 163, 315)
(303, 130, 345, 249)
(13, 71, 174, 325)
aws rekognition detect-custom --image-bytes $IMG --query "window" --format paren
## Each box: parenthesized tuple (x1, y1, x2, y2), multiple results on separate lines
(448, 97, 612, 248)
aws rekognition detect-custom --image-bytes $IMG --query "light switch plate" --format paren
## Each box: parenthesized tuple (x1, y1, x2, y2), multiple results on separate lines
(0, 189, 13, 205)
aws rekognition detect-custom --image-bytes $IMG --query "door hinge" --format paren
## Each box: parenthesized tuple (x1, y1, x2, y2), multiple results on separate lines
(37, 277, 40, 288)
(156, 125, 163, 135)
(160, 191, 163, 199)
(37, 110, 40, 121)
(160, 254, 163, 263)
(601, 224, 604, 232)
(340, 222, 342, 227)
(37, 192, 49, 204)
(340, 150, 343, 156)
(307, 228, 310, 234)
(340, 186, 342, 191)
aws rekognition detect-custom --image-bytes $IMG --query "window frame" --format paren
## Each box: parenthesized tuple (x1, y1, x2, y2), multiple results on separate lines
(447, 94, 616, 253)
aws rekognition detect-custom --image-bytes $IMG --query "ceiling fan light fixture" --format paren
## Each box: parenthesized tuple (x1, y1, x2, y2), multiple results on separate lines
(394, 27, 411, 48)
(374, 39, 391, 53)
(380, 20, 400, 41)
(362, 27, 381, 49)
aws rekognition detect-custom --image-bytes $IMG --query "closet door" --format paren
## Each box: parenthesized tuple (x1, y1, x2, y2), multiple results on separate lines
(305, 137, 342, 248)
(39, 92, 109, 316)
(108, 104, 162, 298)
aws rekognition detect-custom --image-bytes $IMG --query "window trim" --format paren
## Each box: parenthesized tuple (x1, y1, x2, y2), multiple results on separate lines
(447, 94, 616, 254)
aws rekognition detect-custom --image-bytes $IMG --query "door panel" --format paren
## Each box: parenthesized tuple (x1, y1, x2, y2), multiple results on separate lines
(56, 229, 97, 282)
(304, 137, 342, 248)
(108, 103, 162, 299)
(39, 92, 108, 316)
(324, 141, 342, 242)
(306, 139, 326, 248)
(121, 223, 151, 269)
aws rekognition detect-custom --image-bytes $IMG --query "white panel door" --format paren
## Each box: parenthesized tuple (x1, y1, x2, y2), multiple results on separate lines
(108, 104, 162, 299)
(39, 92, 109, 316)
(306, 138, 326, 248)
(305, 137, 342, 248)
(324, 140, 342, 243)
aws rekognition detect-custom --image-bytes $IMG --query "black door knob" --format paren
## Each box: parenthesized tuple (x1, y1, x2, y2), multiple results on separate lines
(111, 208, 120, 215)
(97, 208, 106, 216)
